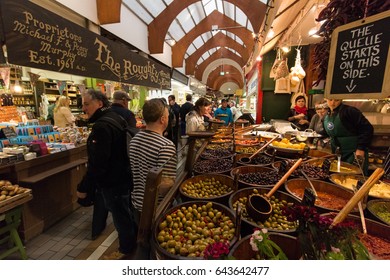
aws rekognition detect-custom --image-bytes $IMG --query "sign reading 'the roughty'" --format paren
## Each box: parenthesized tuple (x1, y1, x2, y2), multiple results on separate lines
(0, 0, 171, 89)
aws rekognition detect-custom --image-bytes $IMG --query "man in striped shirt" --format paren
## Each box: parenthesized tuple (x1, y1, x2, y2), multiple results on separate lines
(129, 98, 177, 224)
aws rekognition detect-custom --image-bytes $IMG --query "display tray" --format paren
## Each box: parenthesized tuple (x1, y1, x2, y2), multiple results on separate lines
(0, 189, 32, 214)
(187, 131, 216, 138)
(367, 199, 390, 226)
(269, 143, 304, 154)
(215, 114, 228, 117)
(251, 131, 280, 138)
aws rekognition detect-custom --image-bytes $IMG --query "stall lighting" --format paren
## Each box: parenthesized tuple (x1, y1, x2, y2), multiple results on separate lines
(13, 80, 22, 93)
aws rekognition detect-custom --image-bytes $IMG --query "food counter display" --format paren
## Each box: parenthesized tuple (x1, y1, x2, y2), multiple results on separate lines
(144, 124, 390, 260)
(0, 144, 87, 241)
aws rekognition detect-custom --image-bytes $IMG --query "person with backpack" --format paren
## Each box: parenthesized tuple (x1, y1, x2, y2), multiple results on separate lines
(76, 89, 137, 259)
(129, 98, 177, 226)
(110, 90, 137, 128)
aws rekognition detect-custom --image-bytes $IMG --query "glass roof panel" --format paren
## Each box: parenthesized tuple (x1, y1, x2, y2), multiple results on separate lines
(203, 0, 216, 16)
(169, 20, 186, 41)
(139, 0, 165, 17)
(123, 0, 153, 24)
(187, 3, 206, 23)
(176, 10, 195, 33)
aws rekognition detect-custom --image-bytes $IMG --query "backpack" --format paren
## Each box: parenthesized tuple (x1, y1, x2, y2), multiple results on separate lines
(99, 116, 139, 160)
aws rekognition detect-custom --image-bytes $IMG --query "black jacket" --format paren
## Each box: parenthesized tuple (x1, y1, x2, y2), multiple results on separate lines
(179, 101, 194, 122)
(78, 108, 132, 194)
(110, 103, 137, 128)
(326, 104, 373, 151)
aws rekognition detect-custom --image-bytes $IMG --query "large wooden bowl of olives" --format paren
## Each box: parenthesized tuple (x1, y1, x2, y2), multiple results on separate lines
(229, 232, 302, 260)
(230, 165, 281, 189)
(193, 158, 233, 175)
(179, 174, 235, 206)
(153, 201, 238, 259)
(229, 187, 299, 236)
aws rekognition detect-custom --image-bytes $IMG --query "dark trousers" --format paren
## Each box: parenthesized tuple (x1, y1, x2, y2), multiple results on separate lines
(92, 189, 108, 237)
(101, 186, 138, 254)
(180, 121, 187, 136)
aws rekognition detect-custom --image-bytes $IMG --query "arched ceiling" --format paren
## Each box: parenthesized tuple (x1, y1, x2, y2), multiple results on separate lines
(97, 0, 328, 93)
(115, 0, 267, 93)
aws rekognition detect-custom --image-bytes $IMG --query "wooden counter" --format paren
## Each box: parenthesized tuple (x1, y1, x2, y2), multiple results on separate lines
(0, 145, 88, 241)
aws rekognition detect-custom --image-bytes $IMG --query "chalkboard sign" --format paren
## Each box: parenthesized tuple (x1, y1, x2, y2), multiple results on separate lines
(325, 10, 390, 99)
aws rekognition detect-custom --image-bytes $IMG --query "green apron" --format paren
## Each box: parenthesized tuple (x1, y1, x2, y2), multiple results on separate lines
(324, 106, 368, 174)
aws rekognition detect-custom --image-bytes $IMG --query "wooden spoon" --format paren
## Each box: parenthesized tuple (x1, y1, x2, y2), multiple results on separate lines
(331, 168, 384, 228)
(246, 158, 303, 221)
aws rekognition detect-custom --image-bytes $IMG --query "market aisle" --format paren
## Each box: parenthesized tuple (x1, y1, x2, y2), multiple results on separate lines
(2, 206, 116, 260)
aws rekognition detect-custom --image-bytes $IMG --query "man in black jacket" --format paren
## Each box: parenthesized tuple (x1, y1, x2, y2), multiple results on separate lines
(168, 94, 180, 147)
(179, 94, 193, 136)
(111, 90, 137, 128)
(77, 89, 136, 258)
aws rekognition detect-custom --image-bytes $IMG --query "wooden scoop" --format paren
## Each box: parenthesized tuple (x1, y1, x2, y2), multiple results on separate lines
(331, 168, 384, 228)
(246, 158, 303, 221)
(240, 135, 279, 163)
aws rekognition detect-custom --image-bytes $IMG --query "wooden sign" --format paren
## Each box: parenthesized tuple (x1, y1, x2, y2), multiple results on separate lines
(325, 10, 390, 99)
(0, 0, 171, 89)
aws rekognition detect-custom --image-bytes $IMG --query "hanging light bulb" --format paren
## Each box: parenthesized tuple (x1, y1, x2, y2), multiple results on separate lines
(13, 80, 22, 93)
(267, 26, 274, 38)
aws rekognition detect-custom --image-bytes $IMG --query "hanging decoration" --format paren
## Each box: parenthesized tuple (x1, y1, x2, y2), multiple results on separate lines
(289, 48, 306, 93)
(269, 49, 282, 79)
(27, 71, 40, 86)
(76, 84, 86, 94)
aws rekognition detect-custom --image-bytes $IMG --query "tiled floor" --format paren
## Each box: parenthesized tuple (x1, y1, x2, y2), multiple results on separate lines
(2, 206, 117, 260)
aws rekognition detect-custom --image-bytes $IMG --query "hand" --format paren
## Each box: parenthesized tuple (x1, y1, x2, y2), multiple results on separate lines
(298, 119, 309, 125)
(77, 191, 87, 199)
(296, 113, 305, 119)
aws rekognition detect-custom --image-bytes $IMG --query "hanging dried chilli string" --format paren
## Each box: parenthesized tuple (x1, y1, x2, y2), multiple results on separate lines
(364, 0, 369, 20)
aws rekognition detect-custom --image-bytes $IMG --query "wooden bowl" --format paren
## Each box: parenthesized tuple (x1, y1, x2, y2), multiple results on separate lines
(235, 153, 273, 167)
(229, 233, 302, 260)
(330, 173, 390, 199)
(179, 174, 235, 206)
(153, 201, 237, 259)
(193, 158, 233, 176)
(228, 187, 300, 236)
(235, 145, 261, 154)
(308, 149, 334, 159)
(305, 158, 361, 174)
(230, 165, 278, 188)
(285, 178, 359, 213)
(366, 199, 390, 226)
(322, 213, 390, 260)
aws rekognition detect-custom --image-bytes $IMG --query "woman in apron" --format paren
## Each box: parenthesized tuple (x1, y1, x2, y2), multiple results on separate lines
(324, 99, 374, 175)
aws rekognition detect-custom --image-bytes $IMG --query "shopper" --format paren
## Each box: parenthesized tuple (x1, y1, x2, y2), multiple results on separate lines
(214, 99, 233, 125)
(53, 95, 75, 128)
(229, 100, 242, 122)
(179, 94, 194, 136)
(324, 99, 373, 174)
(186, 97, 212, 133)
(111, 90, 137, 128)
(129, 98, 177, 225)
(287, 95, 310, 131)
(309, 100, 328, 135)
(77, 89, 137, 258)
(168, 94, 180, 148)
